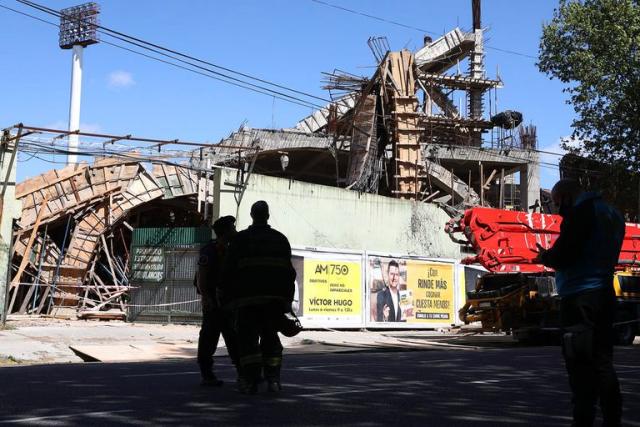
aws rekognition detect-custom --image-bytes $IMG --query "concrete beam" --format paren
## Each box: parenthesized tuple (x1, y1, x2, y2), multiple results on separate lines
(424, 145, 536, 165)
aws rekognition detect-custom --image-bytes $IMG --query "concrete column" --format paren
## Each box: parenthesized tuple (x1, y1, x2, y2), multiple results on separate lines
(519, 153, 540, 212)
(67, 45, 83, 165)
(0, 140, 22, 323)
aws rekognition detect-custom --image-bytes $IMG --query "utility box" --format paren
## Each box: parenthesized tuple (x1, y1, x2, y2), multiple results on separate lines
(128, 227, 210, 323)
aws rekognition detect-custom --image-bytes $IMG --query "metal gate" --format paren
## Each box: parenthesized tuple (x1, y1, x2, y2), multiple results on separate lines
(127, 227, 209, 323)
(128, 249, 202, 323)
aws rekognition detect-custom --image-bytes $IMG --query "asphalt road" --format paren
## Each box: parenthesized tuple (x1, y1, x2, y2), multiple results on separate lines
(0, 345, 638, 426)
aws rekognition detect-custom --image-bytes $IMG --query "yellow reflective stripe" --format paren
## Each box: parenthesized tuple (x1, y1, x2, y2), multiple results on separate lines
(240, 354, 262, 366)
(237, 257, 290, 269)
(262, 356, 281, 367)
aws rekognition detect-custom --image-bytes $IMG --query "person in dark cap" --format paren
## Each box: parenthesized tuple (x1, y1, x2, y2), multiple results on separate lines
(535, 179, 625, 426)
(195, 215, 238, 386)
(222, 200, 295, 394)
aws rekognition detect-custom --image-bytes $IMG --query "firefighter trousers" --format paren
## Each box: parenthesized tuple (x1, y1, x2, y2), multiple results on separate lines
(235, 302, 284, 384)
(561, 287, 622, 427)
(197, 304, 238, 379)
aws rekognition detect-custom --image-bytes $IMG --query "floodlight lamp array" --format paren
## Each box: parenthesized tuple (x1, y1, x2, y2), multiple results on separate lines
(59, 2, 100, 49)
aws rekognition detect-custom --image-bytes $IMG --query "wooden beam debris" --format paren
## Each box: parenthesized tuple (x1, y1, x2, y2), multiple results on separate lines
(8, 157, 206, 319)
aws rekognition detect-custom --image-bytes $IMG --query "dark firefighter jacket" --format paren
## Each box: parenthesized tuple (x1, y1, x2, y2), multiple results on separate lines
(195, 239, 224, 304)
(221, 224, 296, 308)
(541, 192, 625, 297)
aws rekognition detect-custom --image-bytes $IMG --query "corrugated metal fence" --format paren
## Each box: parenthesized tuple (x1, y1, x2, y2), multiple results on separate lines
(128, 227, 210, 323)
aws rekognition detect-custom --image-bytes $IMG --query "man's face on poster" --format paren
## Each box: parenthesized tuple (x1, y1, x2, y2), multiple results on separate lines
(388, 265, 400, 290)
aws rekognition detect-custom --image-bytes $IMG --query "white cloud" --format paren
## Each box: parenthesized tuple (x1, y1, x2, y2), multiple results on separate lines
(108, 70, 135, 88)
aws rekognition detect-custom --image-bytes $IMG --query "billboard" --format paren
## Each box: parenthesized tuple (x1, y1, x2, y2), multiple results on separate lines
(291, 248, 364, 327)
(367, 255, 456, 327)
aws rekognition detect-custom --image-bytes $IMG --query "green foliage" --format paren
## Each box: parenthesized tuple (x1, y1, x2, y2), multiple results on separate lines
(539, 0, 640, 170)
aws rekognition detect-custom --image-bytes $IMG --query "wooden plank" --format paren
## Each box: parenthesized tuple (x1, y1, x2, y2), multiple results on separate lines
(16, 165, 87, 198)
(35, 286, 51, 315)
(100, 234, 119, 289)
(9, 195, 49, 298)
(483, 169, 498, 190)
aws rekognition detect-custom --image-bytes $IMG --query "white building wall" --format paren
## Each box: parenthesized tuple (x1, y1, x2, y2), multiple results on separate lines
(215, 168, 460, 259)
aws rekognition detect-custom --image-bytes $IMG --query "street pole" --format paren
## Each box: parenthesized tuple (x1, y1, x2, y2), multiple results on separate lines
(59, 2, 100, 165)
(67, 44, 83, 165)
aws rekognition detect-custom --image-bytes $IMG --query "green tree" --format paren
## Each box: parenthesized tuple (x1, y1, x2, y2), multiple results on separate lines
(539, 0, 640, 171)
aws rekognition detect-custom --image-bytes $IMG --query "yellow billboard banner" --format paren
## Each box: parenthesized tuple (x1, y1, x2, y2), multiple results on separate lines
(303, 259, 362, 316)
(368, 256, 455, 324)
(405, 261, 454, 322)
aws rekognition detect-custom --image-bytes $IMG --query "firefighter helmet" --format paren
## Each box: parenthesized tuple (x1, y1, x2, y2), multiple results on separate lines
(279, 311, 303, 337)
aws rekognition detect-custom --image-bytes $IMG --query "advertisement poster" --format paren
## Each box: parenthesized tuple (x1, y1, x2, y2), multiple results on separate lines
(291, 249, 364, 327)
(368, 255, 455, 325)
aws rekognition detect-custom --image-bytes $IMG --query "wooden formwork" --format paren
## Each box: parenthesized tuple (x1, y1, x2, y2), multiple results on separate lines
(385, 51, 423, 200)
(8, 159, 206, 317)
(346, 94, 377, 190)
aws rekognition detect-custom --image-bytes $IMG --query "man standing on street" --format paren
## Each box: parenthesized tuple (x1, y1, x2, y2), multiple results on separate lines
(195, 215, 238, 386)
(222, 201, 296, 394)
(536, 179, 624, 426)
(376, 260, 403, 322)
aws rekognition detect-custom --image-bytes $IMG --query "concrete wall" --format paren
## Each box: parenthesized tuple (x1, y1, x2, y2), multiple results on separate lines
(214, 168, 461, 259)
(0, 141, 22, 322)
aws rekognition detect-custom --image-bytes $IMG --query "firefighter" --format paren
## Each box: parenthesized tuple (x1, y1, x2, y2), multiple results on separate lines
(535, 179, 624, 426)
(195, 215, 238, 386)
(222, 201, 295, 394)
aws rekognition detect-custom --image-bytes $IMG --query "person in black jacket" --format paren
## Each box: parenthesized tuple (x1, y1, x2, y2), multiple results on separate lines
(535, 179, 624, 426)
(222, 201, 295, 394)
(195, 215, 238, 386)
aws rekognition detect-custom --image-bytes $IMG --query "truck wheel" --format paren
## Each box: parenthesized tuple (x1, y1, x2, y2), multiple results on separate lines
(614, 311, 638, 346)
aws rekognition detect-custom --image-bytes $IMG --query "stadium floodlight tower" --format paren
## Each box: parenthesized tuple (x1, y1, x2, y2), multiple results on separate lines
(59, 2, 100, 165)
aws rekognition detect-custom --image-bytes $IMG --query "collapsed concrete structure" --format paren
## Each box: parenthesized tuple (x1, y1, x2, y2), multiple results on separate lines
(200, 0, 539, 213)
(3, 0, 540, 320)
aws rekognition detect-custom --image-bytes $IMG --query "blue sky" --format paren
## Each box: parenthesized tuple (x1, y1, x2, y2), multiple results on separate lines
(0, 0, 573, 186)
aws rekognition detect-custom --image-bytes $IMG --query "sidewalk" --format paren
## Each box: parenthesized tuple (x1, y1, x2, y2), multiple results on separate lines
(0, 316, 509, 365)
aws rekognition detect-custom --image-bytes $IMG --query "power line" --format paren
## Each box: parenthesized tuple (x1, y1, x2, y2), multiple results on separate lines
(311, 0, 438, 35)
(0, 1, 567, 166)
(18, 0, 331, 104)
(0, 1, 48, 24)
(2, 2, 583, 173)
(310, 0, 538, 60)
(13, 0, 330, 109)
(98, 38, 321, 110)
(0, 2, 322, 109)
(485, 46, 538, 60)
(16, 0, 325, 109)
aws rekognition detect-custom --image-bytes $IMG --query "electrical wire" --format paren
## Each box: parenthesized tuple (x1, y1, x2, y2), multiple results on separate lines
(310, 0, 538, 60)
(1, 2, 603, 176)
(311, 0, 438, 35)
(16, 0, 331, 108)
(1, 1, 326, 109)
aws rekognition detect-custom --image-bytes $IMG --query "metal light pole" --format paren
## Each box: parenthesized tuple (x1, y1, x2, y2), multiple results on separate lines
(59, 3, 100, 165)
